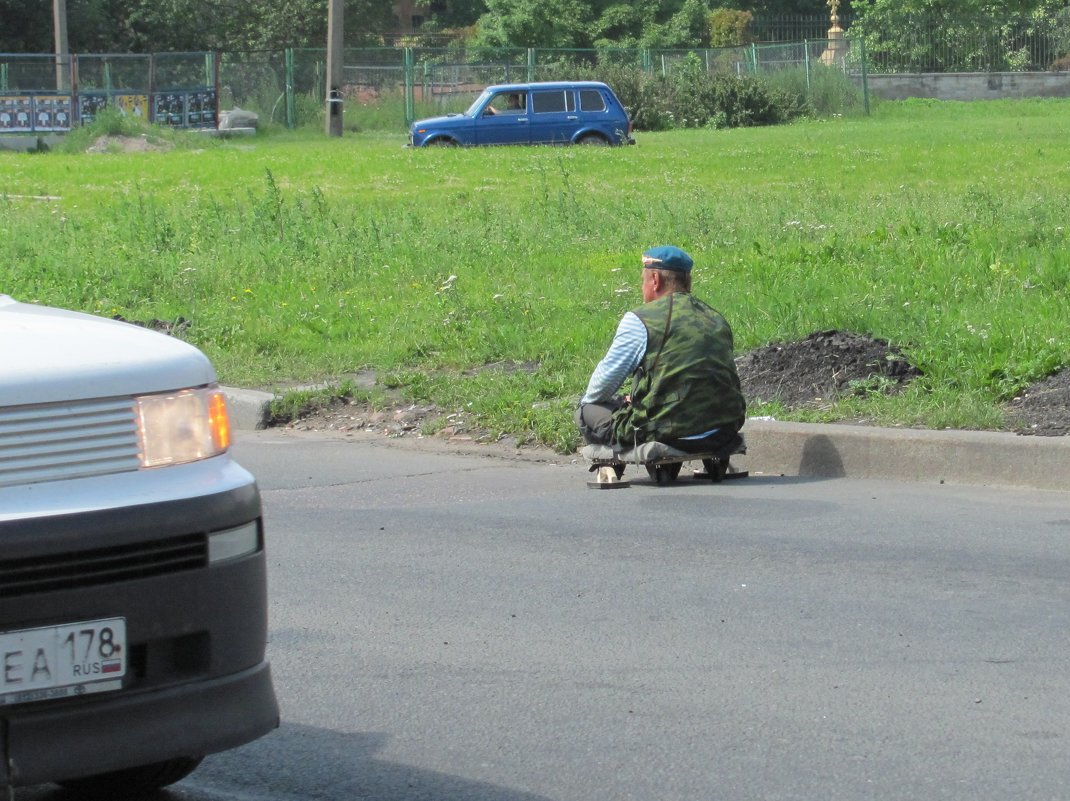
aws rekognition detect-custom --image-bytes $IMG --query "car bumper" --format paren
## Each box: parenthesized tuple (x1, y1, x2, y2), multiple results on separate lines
(5, 661, 278, 786)
(1, 468, 279, 787)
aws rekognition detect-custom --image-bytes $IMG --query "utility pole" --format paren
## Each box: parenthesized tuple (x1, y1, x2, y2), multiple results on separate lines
(53, 0, 69, 90)
(325, 0, 344, 136)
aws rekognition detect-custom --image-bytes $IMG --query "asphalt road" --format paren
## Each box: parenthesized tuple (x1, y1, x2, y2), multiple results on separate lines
(16, 430, 1070, 801)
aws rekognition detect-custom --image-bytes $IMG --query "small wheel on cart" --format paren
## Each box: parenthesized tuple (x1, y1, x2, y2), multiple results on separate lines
(646, 462, 682, 485)
(701, 458, 727, 483)
(612, 463, 626, 480)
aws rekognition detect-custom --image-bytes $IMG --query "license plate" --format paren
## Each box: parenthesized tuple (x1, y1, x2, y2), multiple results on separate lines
(1, 617, 126, 706)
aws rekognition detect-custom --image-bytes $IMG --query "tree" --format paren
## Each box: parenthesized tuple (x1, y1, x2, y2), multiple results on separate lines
(641, 0, 714, 47)
(0, 0, 396, 54)
(423, 0, 487, 30)
(0, 0, 52, 51)
(588, 2, 657, 47)
(474, 0, 592, 48)
(850, 0, 1066, 71)
(473, 0, 730, 50)
(708, 8, 753, 47)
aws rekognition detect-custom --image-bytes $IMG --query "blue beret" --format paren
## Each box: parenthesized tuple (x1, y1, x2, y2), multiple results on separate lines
(641, 245, 693, 273)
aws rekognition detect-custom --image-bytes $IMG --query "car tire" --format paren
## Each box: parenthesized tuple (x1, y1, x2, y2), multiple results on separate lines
(578, 134, 609, 146)
(428, 137, 458, 147)
(57, 756, 203, 799)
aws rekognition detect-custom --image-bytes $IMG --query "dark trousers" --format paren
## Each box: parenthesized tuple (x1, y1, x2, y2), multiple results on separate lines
(575, 400, 741, 455)
(574, 400, 624, 446)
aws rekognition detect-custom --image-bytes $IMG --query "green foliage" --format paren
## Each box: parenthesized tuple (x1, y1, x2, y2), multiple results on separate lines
(708, 8, 754, 47)
(850, 0, 1068, 71)
(0, 0, 394, 52)
(293, 93, 326, 129)
(4, 99, 1069, 448)
(761, 64, 861, 117)
(471, 0, 757, 50)
(640, 0, 714, 48)
(577, 60, 821, 130)
(474, 0, 593, 49)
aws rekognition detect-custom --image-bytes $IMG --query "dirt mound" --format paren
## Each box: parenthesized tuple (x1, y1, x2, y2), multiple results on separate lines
(86, 134, 173, 153)
(279, 330, 1070, 441)
(1004, 369, 1070, 436)
(735, 330, 922, 410)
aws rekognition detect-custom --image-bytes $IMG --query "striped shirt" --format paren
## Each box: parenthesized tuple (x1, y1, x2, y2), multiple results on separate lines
(581, 312, 647, 404)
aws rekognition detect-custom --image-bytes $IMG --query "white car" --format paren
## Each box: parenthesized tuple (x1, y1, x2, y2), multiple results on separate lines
(0, 295, 278, 797)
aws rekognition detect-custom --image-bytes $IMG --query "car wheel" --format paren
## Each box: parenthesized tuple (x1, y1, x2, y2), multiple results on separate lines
(578, 134, 609, 146)
(57, 756, 203, 799)
(428, 137, 457, 147)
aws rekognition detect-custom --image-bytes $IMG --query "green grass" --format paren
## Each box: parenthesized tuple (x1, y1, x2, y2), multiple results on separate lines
(2, 98, 1069, 450)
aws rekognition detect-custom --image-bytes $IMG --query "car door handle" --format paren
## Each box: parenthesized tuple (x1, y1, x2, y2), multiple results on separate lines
(517, 117, 528, 122)
(566, 115, 578, 120)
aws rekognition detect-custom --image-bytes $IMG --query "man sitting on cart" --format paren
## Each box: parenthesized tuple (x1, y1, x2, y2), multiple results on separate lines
(575, 245, 746, 457)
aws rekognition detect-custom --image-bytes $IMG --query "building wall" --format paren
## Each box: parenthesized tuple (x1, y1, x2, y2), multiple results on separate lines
(866, 72, 1070, 101)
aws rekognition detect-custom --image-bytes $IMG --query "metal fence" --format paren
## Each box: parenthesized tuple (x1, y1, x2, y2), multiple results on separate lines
(0, 54, 74, 132)
(751, 15, 854, 43)
(269, 40, 865, 128)
(3, 12, 1067, 135)
(854, 14, 1070, 73)
(0, 51, 218, 133)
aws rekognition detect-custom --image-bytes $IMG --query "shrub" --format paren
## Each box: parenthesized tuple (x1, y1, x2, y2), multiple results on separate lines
(590, 57, 814, 131)
(708, 8, 754, 47)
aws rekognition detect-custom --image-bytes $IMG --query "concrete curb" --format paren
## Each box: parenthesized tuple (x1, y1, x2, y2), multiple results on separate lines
(735, 418, 1070, 492)
(222, 386, 274, 431)
(222, 387, 1069, 492)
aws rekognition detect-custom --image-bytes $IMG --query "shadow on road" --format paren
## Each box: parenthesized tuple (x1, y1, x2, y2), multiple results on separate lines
(14, 722, 553, 801)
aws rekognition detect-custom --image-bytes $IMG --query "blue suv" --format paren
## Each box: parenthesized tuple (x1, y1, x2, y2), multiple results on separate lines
(409, 81, 634, 147)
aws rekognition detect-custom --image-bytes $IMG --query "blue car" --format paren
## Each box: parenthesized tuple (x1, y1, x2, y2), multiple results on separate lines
(409, 81, 635, 147)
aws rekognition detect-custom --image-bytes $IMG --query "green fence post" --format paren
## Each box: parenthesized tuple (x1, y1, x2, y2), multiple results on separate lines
(423, 59, 431, 108)
(641, 48, 651, 74)
(750, 43, 757, 74)
(527, 47, 535, 82)
(404, 47, 415, 127)
(285, 48, 295, 129)
(860, 38, 870, 115)
(804, 39, 811, 96)
(0, 64, 7, 92)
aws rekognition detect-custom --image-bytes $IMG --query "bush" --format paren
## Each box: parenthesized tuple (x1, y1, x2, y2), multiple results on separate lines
(708, 8, 754, 47)
(583, 57, 814, 131)
(763, 65, 862, 117)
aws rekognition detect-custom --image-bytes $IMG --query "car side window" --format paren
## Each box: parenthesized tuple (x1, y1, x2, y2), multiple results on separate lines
(579, 89, 607, 112)
(484, 92, 526, 115)
(532, 90, 575, 114)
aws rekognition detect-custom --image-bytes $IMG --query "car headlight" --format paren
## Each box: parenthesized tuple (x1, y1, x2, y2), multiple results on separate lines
(135, 386, 231, 468)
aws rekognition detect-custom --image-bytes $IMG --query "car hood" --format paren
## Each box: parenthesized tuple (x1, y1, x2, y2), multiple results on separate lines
(412, 113, 470, 128)
(0, 295, 217, 406)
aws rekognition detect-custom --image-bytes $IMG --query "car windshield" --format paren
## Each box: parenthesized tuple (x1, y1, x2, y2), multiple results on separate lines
(465, 90, 494, 116)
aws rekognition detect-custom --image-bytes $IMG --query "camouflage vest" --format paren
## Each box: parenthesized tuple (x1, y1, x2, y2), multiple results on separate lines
(612, 292, 746, 444)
